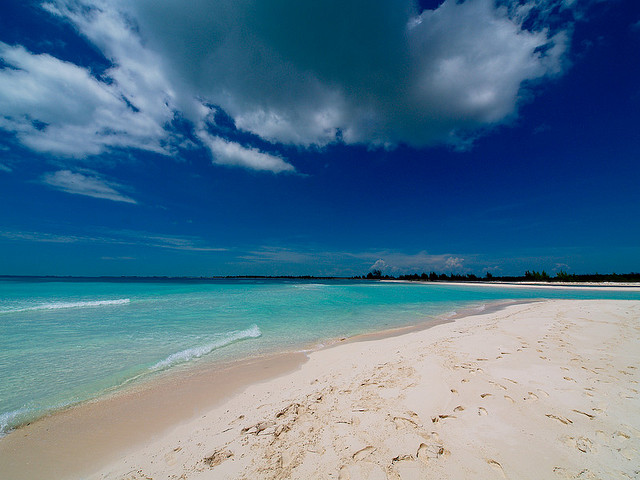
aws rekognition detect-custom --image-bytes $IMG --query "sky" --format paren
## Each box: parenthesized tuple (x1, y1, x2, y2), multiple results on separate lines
(0, 0, 639, 277)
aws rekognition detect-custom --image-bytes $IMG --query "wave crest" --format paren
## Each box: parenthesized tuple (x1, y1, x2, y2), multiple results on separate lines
(150, 324, 262, 371)
(1, 298, 131, 313)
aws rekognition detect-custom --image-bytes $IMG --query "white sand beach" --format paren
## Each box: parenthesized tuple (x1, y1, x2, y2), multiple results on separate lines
(87, 299, 640, 480)
(2, 298, 639, 479)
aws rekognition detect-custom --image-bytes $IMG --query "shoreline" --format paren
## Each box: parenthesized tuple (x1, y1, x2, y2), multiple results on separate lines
(91, 298, 640, 480)
(382, 279, 640, 290)
(0, 297, 508, 479)
(1, 295, 639, 479)
(0, 296, 526, 439)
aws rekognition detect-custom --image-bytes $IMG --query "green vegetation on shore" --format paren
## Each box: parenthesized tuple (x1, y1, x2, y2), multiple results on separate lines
(358, 270, 640, 283)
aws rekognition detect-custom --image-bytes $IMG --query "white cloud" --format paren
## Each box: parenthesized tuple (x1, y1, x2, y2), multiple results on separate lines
(198, 132, 295, 173)
(0, 41, 174, 156)
(139, 234, 228, 252)
(370, 259, 389, 272)
(41, 170, 137, 203)
(444, 256, 465, 270)
(238, 246, 473, 275)
(0, 228, 227, 252)
(0, 230, 85, 243)
(119, 0, 570, 148)
(2, 0, 579, 165)
(362, 251, 469, 273)
(0, 163, 12, 172)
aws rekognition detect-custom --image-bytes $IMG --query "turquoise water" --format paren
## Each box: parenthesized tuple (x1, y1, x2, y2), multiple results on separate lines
(1, 278, 639, 435)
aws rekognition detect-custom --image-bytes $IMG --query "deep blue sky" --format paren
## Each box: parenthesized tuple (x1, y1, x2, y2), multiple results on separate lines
(1, 0, 639, 276)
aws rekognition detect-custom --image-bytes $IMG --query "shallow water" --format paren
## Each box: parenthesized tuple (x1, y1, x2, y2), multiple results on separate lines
(1, 278, 638, 435)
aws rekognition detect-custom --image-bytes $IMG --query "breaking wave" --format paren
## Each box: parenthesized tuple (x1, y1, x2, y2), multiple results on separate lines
(150, 324, 262, 371)
(1, 298, 131, 313)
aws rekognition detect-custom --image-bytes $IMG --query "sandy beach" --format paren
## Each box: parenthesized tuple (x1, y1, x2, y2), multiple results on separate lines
(2, 298, 640, 479)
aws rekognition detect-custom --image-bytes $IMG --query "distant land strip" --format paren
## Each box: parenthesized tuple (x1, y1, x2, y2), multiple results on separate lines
(1, 270, 639, 283)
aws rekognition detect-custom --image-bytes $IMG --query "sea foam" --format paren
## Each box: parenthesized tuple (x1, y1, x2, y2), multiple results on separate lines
(150, 324, 262, 371)
(1, 298, 130, 313)
(0, 407, 30, 437)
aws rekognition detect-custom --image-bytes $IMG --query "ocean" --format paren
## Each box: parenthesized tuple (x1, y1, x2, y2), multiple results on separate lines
(1, 278, 639, 436)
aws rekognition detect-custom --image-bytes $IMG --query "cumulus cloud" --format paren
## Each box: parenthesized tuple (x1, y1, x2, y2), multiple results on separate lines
(364, 251, 469, 273)
(1, 0, 581, 167)
(0, 41, 174, 157)
(370, 259, 389, 273)
(41, 169, 137, 203)
(239, 247, 473, 275)
(122, 0, 570, 148)
(444, 256, 465, 270)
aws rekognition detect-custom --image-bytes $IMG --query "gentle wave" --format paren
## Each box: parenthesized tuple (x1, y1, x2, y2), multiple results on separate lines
(1, 298, 130, 313)
(0, 407, 30, 437)
(150, 324, 262, 371)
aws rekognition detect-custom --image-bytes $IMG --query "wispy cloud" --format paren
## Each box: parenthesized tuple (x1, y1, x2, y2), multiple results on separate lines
(41, 170, 137, 203)
(0, 228, 227, 253)
(0, 230, 86, 243)
(0, 163, 12, 172)
(198, 132, 295, 174)
(138, 234, 228, 252)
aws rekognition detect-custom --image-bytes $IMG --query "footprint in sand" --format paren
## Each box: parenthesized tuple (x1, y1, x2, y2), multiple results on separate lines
(489, 381, 507, 391)
(203, 449, 234, 468)
(453, 405, 465, 412)
(504, 395, 515, 404)
(417, 443, 430, 463)
(478, 407, 488, 416)
(572, 409, 595, 420)
(480, 393, 493, 398)
(614, 430, 630, 440)
(353, 446, 375, 461)
(575, 437, 593, 453)
(393, 416, 419, 429)
(417, 442, 449, 462)
(546, 414, 573, 425)
(392, 454, 414, 464)
(431, 414, 456, 423)
(486, 459, 507, 478)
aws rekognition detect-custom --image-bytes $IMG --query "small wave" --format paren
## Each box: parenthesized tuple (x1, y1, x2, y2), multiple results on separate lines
(292, 284, 326, 290)
(150, 324, 262, 371)
(0, 407, 30, 437)
(1, 298, 130, 313)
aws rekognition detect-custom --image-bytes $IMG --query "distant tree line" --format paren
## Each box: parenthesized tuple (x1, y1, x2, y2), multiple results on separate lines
(353, 270, 640, 283)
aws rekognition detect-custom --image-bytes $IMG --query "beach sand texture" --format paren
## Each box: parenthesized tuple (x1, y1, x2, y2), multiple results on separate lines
(82, 299, 640, 480)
